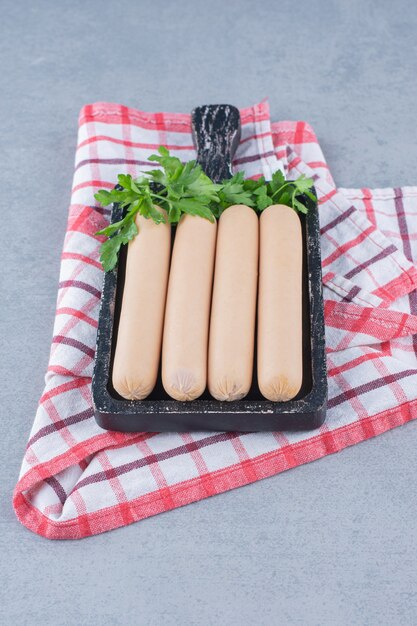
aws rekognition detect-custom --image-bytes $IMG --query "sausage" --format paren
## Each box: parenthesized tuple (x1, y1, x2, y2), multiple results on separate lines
(257, 204, 303, 401)
(162, 214, 217, 401)
(208, 205, 259, 401)
(112, 209, 171, 400)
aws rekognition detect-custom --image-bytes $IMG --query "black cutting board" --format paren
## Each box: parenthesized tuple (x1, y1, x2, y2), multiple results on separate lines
(92, 104, 327, 432)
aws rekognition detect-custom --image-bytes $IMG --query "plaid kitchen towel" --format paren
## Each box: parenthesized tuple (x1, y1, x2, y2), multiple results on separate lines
(13, 100, 417, 539)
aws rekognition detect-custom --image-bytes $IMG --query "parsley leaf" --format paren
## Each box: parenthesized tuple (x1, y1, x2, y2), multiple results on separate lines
(263, 169, 315, 214)
(267, 169, 286, 196)
(216, 172, 256, 214)
(98, 219, 138, 271)
(253, 185, 273, 211)
(99, 237, 122, 273)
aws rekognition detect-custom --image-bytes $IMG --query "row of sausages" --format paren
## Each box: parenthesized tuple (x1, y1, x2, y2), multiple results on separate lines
(112, 203, 303, 402)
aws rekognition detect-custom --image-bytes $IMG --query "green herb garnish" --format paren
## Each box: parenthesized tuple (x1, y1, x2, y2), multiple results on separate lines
(95, 147, 315, 271)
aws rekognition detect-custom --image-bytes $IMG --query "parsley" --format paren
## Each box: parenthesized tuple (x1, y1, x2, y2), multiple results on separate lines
(265, 170, 317, 215)
(213, 172, 255, 217)
(212, 170, 316, 217)
(95, 147, 316, 271)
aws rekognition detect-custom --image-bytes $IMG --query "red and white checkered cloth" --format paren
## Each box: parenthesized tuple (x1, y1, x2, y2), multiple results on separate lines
(13, 100, 417, 539)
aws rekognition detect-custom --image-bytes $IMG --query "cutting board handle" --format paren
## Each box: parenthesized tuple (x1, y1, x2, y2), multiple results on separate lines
(191, 104, 241, 182)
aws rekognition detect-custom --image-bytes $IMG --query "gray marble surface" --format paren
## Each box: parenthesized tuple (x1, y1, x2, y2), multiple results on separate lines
(2, 1, 417, 624)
